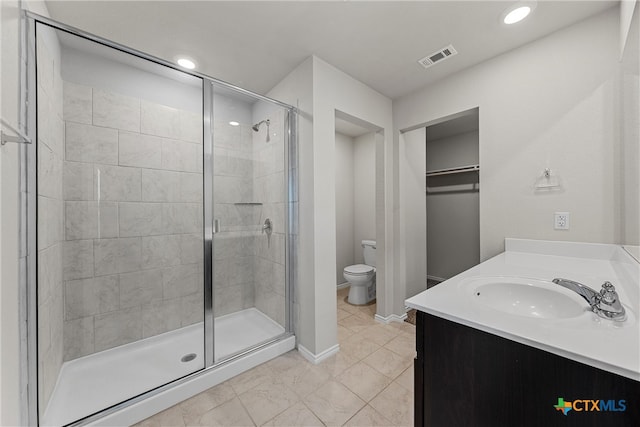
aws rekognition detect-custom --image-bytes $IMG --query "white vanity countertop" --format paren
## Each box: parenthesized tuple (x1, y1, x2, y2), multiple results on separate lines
(405, 239, 640, 381)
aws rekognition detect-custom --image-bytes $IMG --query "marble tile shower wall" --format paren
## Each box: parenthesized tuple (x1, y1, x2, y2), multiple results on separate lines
(36, 32, 65, 414)
(212, 106, 286, 326)
(61, 81, 204, 361)
(212, 119, 257, 316)
(253, 108, 286, 327)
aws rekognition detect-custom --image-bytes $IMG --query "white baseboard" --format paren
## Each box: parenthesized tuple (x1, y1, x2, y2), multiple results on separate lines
(374, 313, 408, 324)
(298, 343, 340, 364)
(336, 282, 350, 290)
(427, 275, 445, 282)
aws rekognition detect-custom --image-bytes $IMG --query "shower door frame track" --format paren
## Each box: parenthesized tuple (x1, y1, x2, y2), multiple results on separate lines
(21, 11, 297, 427)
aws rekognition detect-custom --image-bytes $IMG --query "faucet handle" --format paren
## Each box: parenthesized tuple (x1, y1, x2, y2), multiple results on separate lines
(600, 281, 617, 304)
(262, 218, 272, 235)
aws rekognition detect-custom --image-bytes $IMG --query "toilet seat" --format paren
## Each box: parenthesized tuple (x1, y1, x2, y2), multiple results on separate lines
(344, 264, 375, 275)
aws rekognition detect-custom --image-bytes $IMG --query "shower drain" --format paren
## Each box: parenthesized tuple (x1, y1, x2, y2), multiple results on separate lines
(181, 353, 197, 363)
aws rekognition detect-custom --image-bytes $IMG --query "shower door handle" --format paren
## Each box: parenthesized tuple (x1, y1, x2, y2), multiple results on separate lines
(213, 218, 221, 234)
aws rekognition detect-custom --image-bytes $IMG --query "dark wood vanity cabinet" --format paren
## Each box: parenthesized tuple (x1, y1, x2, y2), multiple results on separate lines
(414, 311, 640, 427)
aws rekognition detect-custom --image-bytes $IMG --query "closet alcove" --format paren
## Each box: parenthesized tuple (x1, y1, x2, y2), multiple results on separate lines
(399, 108, 480, 300)
(425, 108, 480, 286)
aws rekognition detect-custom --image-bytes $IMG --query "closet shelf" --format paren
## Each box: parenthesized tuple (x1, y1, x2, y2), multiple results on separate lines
(425, 164, 479, 177)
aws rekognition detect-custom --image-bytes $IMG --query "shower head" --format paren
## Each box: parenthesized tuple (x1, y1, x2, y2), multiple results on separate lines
(252, 119, 271, 142)
(252, 119, 270, 132)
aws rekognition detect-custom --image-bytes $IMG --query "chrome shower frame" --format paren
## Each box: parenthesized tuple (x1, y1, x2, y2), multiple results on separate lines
(20, 11, 298, 426)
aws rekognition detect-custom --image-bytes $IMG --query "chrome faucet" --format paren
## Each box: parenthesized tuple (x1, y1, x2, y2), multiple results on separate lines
(552, 278, 626, 321)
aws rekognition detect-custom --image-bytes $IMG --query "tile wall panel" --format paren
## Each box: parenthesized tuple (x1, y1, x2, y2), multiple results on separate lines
(141, 234, 182, 269)
(62, 239, 95, 280)
(118, 202, 163, 237)
(61, 85, 204, 360)
(93, 89, 141, 132)
(141, 169, 181, 202)
(65, 122, 118, 165)
(141, 100, 182, 139)
(94, 307, 143, 352)
(94, 164, 142, 201)
(212, 117, 256, 318)
(63, 161, 94, 200)
(119, 269, 164, 309)
(64, 201, 118, 240)
(252, 108, 287, 328)
(64, 275, 120, 319)
(209, 103, 288, 329)
(63, 82, 92, 124)
(37, 31, 66, 415)
(118, 131, 163, 169)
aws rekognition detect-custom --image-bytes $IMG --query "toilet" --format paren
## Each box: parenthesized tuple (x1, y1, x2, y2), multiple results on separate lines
(343, 240, 376, 305)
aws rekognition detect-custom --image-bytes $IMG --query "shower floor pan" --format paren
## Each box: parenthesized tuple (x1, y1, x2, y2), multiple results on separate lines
(43, 307, 285, 426)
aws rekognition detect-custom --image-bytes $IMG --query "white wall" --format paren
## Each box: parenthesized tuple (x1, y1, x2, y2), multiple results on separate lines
(268, 56, 393, 357)
(335, 130, 376, 284)
(620, 0, 638, 58)
(399, 128, 427, 299)
(622, 5, 639, 245)
(2, 1, 52, 424)
(353, 132, 376, 264)
(266, 57, 315, 353)
(335, 132, 354, 285)
(394, 8, 623, 262)
(0, 1, 22, 422)
(312, 57, 393, 353)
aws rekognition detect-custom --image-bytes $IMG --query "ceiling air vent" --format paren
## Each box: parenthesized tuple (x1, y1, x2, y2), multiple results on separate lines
(418, 45, 458, 69)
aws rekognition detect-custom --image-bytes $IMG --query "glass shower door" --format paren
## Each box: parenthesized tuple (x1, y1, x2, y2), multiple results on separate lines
(31, 14, 296, 426)
(35, 23, 205, 425)
(211, 84, 289, 363)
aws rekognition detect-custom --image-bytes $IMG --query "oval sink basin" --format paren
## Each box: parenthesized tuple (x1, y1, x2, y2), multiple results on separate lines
(470, 279, 586, 319)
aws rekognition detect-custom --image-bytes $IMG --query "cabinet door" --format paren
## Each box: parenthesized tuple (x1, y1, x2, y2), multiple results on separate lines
(416, 311, 640, 427)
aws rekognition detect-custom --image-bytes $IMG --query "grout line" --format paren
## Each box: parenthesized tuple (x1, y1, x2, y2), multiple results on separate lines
(234, 394, 259, 427)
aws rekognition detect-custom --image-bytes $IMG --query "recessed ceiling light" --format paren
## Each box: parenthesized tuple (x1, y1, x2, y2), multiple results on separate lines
(501, 2, 536, 25)
(177, 58, 196, 69)
(504, 6, 531, 24)
(229, 121, 239, 126)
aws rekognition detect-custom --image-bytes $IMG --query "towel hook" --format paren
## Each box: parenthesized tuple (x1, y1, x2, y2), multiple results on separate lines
(1, 118, 31, 146)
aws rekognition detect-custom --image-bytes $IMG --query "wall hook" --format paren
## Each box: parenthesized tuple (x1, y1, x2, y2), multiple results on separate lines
(535, 167, 560, 189)
(1, 118, 31, 146)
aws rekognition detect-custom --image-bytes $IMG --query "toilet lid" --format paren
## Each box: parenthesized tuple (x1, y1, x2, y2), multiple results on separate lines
(344, 264, 375, 275)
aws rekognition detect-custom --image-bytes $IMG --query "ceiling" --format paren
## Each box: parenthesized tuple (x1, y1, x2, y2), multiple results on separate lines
(45, 1, 617, 100)
(335, 116, 374, 138)
(426, 108, 479, 141)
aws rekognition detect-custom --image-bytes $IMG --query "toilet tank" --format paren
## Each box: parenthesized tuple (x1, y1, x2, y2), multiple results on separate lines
(362, 240, 376, 267)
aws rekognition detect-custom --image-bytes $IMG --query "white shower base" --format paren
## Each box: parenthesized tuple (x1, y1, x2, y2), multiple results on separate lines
(43, 308, 286, 426)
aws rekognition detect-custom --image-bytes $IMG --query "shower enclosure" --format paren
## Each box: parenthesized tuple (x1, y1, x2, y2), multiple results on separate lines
(24, 15, 296, 426)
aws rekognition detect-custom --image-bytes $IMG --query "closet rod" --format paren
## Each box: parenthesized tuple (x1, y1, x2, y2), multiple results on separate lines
(425, 164, 479, 177)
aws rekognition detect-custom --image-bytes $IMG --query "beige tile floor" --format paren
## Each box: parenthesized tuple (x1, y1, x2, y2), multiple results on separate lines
(136, 288, 416, 426)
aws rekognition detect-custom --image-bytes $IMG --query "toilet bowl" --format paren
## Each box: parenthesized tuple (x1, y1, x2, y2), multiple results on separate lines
(343, 240, 376, 305)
